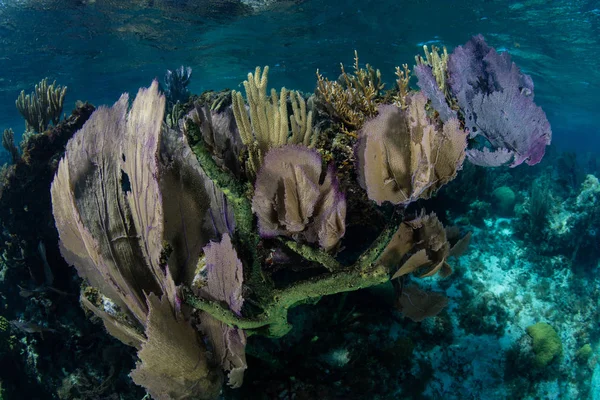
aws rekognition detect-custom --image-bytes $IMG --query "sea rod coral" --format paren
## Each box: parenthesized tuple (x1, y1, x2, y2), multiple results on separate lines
(48, 36, 551, 399)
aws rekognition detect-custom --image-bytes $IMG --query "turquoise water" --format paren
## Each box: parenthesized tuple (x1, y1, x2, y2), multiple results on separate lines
(1, 1, 600, 399)
(1, 1, 598, 151)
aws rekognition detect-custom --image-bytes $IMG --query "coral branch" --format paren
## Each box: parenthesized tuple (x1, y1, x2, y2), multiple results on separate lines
(185, 261, 390, 338)
(186, 130, 254, 237)
(186, 212, 401, 337)
(2, 129, 20, 164)
(184, 122, 267, 292)
(279, 239, 342, 272)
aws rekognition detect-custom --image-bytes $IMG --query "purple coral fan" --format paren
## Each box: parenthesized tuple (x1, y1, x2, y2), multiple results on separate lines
(447, 35, 551, 167)
(414, 64, 456, 123)
(252, 145, 346, 251)
(466, 147, 514, 167)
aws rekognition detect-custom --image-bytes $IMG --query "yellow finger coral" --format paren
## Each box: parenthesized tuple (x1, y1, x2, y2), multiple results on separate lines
(231, 66, 315, 177)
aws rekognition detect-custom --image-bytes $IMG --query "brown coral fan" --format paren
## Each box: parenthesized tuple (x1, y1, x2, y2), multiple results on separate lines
(380, 212, 453, 280)
(130, 293, 223, 400)
(252, 145, 346, 251)
(379, 212, 469, 322)
(50, 81, 224, 399)
(379, 213, 471, 322)
(356, 92, 468, 206)
(396, 286, 449, 322)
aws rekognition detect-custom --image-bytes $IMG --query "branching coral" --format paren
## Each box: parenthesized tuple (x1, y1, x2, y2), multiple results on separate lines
(165, 101, 187, 129)
(415, 44, 449, 94)
(16, 78, 67, 133)
(164, 65, 192, 105)
(393, 64, 411, 110)
(414, 46, 457, 123)
(2, 129, 20, 164)
(315, 51, 384, 134)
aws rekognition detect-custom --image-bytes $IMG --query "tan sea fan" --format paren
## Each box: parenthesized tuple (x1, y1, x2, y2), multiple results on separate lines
(356, 92, 468, 206)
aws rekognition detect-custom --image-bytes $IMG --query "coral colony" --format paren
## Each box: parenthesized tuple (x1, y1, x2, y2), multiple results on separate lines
(2, 36, 552, 399)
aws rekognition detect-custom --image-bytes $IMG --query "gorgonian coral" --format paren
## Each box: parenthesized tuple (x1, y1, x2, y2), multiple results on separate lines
(164, 65, 192, 105)
(51, 82, 234, 399)
(379, 212, 470, 321)
(231, 66, 315, 177)
(315, 51, 384, 134)
(414, 63, 456, 123)
(252, 145, 346, 251)
(446, 35, 552, 167)
(195, 234, 247, 388)
(15, 78, 67, 133)
(355, 92, 468, 206)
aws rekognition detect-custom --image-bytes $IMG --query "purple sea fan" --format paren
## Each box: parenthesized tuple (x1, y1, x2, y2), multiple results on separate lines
(447, 35, 552, 167)
(466, 147, 514, 167)
(252, 145, 346, 251)
(414, 64, 456, 123)
(471, 87, 551, 166)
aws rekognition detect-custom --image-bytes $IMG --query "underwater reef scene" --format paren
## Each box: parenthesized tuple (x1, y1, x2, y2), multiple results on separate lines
(1, 1, 600, 400)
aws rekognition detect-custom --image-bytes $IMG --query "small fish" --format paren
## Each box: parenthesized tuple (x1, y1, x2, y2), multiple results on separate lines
(38, 241, 54, 286)
(17, 285, 70, 298)
(18, 285, 35, 298)
(416, 39, 442, 47)
(9, 320, 56, 339)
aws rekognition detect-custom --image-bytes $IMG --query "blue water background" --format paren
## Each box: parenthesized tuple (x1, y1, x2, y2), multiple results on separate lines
(0, 0, 598, 156)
